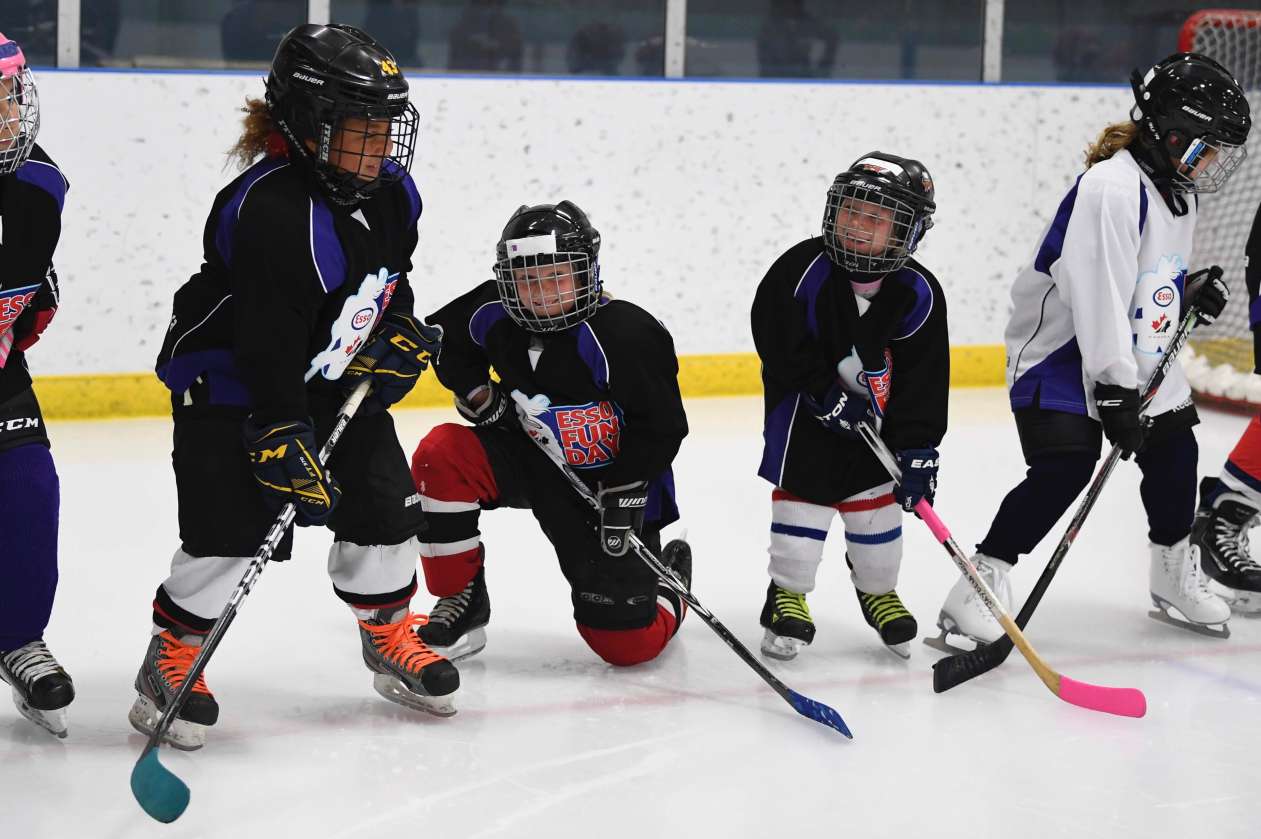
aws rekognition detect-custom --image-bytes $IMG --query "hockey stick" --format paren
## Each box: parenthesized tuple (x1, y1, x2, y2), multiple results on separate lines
(855, 421, 1147, 718)
(932, 294, 1209, 693)
(517, 406, 852, 738)
(130, 378, 373, 823)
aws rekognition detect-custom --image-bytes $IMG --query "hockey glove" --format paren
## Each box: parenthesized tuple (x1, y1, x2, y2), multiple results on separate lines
(893, 447, 938, 513)
(596, 480, 648, 557)
(1185, 265, 1228, 325)
(12, 268, 59, 354)
(243, 418, 341, 526)
(455, 381, 515, 431)
(804, 381, 875, 438)
(1094, 383, 1145, 460)
(344, 313, 442, 408)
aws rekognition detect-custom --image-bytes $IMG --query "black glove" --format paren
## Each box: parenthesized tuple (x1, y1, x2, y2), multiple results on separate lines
(344, 313, 442, 408)
(455, 381, 516, 430)
(1094, 383, 1144, 459)
(243, 418, 341, 525)
(1185, 265, 1228, 325)
(804, 381, 875, 437)
(893, 447, 938, 513)
(595, 480, 648, 557)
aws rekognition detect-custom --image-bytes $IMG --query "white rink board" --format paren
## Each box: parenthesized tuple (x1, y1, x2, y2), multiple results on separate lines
(32, 71, 1131, 375)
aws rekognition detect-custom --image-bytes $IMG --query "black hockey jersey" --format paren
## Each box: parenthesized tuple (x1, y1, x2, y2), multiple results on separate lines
(0, 143, 67, 403)
(752, 237, 949, 503)
(428, 281, 687, 525)
(155, 155, 421, 423)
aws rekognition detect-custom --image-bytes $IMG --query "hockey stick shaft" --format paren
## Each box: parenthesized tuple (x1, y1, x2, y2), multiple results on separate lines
(856, 422, 1146, 718)
(131, 378, 373, 822)
(933, 301, 1205, 691)
(522, 422, 851, 737)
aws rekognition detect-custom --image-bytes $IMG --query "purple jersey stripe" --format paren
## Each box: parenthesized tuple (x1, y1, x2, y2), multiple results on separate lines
(309, 197, 347, 292)
(214, 157, 289, 267)
(14, 159, 68, 213)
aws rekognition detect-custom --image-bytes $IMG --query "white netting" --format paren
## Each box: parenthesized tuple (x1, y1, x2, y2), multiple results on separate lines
(1181, 10, 1261, 409)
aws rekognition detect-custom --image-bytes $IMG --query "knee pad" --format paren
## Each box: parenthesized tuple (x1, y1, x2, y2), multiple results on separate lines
(577, 608, 676, 667)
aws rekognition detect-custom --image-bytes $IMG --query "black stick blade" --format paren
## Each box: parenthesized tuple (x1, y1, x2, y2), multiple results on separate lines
(787, 689, 853, 738)
(931, 638, 1013, 693)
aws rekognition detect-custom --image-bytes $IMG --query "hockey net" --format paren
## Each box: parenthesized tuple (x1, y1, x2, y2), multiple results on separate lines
(1180, 9, 1261, 411)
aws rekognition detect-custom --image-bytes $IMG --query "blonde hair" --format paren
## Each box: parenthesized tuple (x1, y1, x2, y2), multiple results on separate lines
(1084, 121, 1138, 168)
(227, 97, 278, 169)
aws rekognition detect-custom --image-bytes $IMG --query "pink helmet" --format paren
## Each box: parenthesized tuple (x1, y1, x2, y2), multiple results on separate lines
(0, 32, 39, 175)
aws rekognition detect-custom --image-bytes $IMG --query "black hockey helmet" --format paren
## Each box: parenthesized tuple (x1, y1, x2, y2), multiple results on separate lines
(1129, 52, 1251, 194)
(265, 23, 419, 205)
(822, 151, 936, 275)
(493, 201, 602, 333)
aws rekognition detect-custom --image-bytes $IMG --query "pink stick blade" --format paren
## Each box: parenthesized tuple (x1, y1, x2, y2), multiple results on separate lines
(914, 499, 952, 543)
(1057, 676, 1147, 718)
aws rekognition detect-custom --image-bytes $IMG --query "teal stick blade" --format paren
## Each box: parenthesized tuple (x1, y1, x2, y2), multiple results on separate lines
(131, 747, 191, 823)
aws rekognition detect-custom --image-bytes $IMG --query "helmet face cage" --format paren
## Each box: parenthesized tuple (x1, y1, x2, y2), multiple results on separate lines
(493, 233, 601, 333)
(308, 100, 420, 204)
(1173, 135, 1247, 194)
(822, 179, 926, 274)
(0, 44, 38, 176)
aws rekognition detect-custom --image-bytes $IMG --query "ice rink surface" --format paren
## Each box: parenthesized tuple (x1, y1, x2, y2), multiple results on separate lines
(6, 389, 1261, 838)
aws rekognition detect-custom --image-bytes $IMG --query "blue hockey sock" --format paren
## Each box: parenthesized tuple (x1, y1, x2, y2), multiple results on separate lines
(0, 443, 60, 651)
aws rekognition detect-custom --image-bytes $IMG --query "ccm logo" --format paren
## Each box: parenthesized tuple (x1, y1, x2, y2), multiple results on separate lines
(1153, 286, 1175, 307)
(1, 417, 39, 432)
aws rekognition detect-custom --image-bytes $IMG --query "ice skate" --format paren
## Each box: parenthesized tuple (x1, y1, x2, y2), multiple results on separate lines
(128, 630, 219, 751)
(418, 564, 490, 662)
(854, 588, 917, 659)
(759, 581, 815, 660)
(926, 553, 1012, 654)
(0, 641, 74, 738)
(1192, 479, 1261, 615)
(359, 608, 459, 716)
(661, 538, 693, 590)
(1149, 538, 1231, 638)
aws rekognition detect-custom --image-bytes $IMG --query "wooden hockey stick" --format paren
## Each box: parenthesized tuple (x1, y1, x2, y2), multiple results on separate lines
(130, 378, 373, 823)
(856, 422, 1147, 718)
(517, 398, 852, 738)
(932, 288, 1212, 693)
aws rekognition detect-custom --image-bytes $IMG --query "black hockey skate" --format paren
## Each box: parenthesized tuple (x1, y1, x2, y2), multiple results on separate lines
(759, 582, 815, 661)
(418, 565, 490, 661)
(854, 588, 917, 660)
(0, 640, 74, 738)
(661, 538, 693, 590)
(1192, 478, 1261, 615)
(129, 630, 220, 751)
(359, 609, 459, 717)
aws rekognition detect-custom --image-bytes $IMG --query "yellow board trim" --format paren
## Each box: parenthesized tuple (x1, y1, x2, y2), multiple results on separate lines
(30, 345, 1006, 420)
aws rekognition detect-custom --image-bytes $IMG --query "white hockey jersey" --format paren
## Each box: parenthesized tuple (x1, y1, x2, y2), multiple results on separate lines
(1005, 148, 1194, 420)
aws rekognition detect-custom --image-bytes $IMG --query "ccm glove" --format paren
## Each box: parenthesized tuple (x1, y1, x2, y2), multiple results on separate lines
(804, 382, 875, 437)
(893, 447, 938, 513)
(1185, 265, 1228, 326)
(344, 313, 442, 407)
(1094, 383, 1144, 460)
(596, 480, 648, 557)
(243, 418, 341, 525)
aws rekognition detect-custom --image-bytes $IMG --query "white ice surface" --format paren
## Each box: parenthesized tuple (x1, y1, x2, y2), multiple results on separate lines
(6, 390, 1261, 838)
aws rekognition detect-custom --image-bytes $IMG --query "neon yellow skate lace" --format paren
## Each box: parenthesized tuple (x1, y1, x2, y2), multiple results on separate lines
(774, 587, 812, 623)
(858, 591, 911, 629)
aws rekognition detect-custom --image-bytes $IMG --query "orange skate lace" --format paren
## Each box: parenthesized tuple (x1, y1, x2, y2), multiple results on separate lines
(359, 612, 446, 674)
(156, 631, 212, 695)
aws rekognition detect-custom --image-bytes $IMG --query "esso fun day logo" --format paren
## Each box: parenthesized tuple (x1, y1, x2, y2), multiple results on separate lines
(351, 308, 375, 330)
(1153, 286, 1176, 307)
(0, 285, 39, 330)
(553, 401, 622, 467)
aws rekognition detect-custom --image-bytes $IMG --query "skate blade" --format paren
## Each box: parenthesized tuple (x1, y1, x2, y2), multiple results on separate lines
(430, 627, 487, 663)
(127, 694, 208, 751)
(12, 689, 67, 738)
(1147, 608, 1231, 639)
(760, 629, 806, 661)
(883, 641, 912, 660)
(371, 674, 457, 717)
(923, 614, 998, 655)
